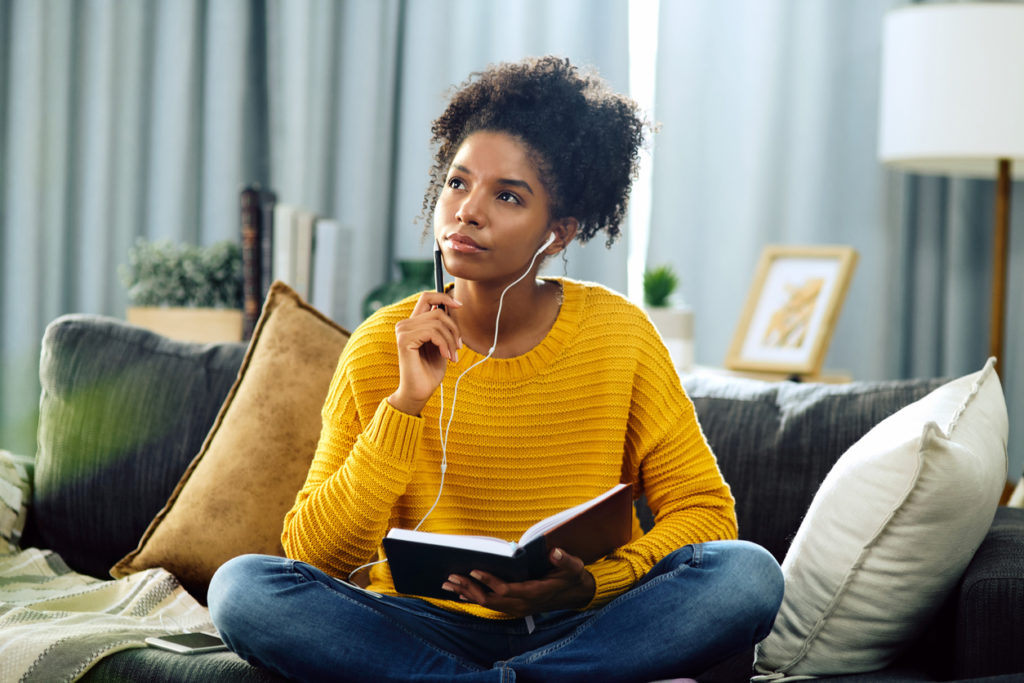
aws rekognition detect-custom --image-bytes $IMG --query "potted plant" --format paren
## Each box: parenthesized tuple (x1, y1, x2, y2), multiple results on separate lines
(361, 259, 435, 319)
(643, 264, 694, 372)
(120, 238, 245, 343)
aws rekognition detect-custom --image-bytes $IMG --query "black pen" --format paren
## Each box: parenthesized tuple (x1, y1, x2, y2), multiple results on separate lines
(433, 240, 446, 311)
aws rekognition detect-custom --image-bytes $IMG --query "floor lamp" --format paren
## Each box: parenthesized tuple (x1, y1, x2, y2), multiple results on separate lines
(878, 3, 1024, 375)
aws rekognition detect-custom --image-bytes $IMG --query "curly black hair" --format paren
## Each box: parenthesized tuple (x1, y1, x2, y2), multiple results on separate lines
(421, 56, 649, 247)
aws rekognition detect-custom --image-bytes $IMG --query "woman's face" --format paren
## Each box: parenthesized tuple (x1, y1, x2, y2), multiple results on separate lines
(434, 131, 555, 286)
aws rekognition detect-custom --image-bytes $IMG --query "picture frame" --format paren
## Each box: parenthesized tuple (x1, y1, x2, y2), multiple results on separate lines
(725, 245, 858, 377)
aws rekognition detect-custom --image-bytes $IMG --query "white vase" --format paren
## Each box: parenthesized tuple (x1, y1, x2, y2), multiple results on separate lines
(645, 305, 695, 373)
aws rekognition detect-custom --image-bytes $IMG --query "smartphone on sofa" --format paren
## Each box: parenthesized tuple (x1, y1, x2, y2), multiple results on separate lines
(144, 632, 227, 655)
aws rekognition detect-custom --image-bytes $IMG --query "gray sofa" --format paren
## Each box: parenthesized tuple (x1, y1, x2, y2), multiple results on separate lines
(12, 312, 1024, 682)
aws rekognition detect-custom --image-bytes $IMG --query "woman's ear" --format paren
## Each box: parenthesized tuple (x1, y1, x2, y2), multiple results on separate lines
(549, 218, 579, 252)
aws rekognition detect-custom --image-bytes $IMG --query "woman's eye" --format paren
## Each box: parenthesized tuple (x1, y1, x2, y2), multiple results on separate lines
(447, 177, 466, 190)
(497, 190, 521, 205)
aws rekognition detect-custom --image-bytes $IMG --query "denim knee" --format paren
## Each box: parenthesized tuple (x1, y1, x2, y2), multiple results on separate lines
(208, 553, 274, 640)
(721, 541, 785, 640)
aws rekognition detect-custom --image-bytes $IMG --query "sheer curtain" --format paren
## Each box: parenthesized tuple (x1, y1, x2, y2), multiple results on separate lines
(647, 0, 1022, 479)
(267, 0, 631, 328)
(265, 0, 403, 329)
(384, 0, 631, 289)
(1, 0, 270, 454)
(0, 0, 630, 455)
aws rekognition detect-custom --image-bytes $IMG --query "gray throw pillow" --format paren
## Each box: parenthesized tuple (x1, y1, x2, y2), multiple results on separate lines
(28, 314, 246, 577)
(681, 373, 947, 563)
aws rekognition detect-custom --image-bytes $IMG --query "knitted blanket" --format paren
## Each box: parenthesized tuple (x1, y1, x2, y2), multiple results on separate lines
(0, 548, 214, 683)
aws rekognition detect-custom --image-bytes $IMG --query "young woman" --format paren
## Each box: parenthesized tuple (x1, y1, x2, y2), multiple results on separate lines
(209, 56, 783, 682)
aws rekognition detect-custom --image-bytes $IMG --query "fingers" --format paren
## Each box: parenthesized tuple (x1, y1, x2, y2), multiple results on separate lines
(443, 571, 526, 614)
(439, 550, 592, 617)
(442, 573, 494, 604)
(396, 314, 461, 362)
(389, 292, 465, 415)
(411, 291, 462, 315)
(402, 294, 462, 360)
(466, 571, 507, 597)
(549, 547, 585, 574)
(395, 311, 460, 367)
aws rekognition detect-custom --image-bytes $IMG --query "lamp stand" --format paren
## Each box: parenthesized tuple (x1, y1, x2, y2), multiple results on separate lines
(992, 159, 1016, 505)
(990, 159, 1011, 374)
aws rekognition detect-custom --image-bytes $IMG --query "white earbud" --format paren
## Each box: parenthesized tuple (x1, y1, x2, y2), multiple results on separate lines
(535, 232, 556, 256)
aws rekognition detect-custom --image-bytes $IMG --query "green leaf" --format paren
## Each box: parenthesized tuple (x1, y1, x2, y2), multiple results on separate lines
(120, 238, 243, 308)
(643, 264, 679, 308)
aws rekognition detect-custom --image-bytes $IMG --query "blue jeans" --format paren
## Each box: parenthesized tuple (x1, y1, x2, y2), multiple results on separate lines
(208, 540, 782, 682)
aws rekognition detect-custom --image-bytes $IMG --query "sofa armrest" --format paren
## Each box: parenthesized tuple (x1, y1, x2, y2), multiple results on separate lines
(954, 506, 1024, 679)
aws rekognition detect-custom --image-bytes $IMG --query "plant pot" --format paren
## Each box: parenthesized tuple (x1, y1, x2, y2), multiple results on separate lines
(645, 305, 695, 373)
(126, 307, 244, 344)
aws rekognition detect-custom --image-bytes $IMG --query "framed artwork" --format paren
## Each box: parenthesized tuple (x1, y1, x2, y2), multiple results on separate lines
(725, 245, 858, 376)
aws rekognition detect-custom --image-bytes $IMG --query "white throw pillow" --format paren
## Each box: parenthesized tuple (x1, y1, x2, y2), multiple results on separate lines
(753, 358, 1008, 680)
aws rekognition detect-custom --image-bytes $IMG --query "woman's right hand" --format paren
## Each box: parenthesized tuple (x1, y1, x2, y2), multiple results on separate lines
(387, 292, 463, 416)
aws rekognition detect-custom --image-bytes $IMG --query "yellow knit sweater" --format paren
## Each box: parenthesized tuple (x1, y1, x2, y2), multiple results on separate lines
(282, 278, 737, 619)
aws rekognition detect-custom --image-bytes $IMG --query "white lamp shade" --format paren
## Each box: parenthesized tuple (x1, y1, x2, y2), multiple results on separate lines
(878, 3, 1024, 179)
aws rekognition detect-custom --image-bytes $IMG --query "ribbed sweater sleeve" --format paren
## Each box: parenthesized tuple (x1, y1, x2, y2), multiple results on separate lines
(584, 329, 737, 607)
(281, 315, 424, 577)
(281, 279, 736, 618)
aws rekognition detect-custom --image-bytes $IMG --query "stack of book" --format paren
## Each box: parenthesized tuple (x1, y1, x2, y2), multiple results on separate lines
(240, 185, 352, 337)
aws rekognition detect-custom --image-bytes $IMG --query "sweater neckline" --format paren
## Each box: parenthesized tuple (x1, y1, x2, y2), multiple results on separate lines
(448, 277, 583, 383)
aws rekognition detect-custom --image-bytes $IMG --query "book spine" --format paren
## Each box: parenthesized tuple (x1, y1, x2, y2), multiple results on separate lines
(272, 204, 296, 289)
(292, 210, 316, 300)
(258, 189, 276, 301)
(310, 218, 351, 325)
(240, 186, 261, 340)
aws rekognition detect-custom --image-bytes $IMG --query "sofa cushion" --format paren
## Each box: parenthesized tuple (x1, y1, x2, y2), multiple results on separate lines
(681, 372, 948, 564)
(82, 647, 287, 682)
(111, 282, 349, 602)
(753, 359, 1008, 680)
(954, 506, 1024, 679)
(30, 315, 247, 577)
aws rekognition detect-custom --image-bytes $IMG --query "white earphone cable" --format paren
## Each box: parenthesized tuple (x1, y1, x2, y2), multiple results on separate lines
(422, 238, 551, 528)
(347, 235, 553, 582)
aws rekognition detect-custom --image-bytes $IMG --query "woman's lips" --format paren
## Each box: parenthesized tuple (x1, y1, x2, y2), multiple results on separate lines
(444, 234, 485, 253)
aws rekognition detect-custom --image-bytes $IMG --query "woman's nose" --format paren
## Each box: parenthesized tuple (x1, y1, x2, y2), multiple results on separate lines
(455, 192, 483, 226)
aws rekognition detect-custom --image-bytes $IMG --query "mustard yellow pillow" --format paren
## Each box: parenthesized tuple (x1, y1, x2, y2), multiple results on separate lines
(111, 282, 350, 602)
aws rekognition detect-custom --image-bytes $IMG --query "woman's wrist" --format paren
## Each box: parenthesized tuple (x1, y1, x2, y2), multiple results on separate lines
(568, 569, 597, 609)
(387, 391, 426, 416)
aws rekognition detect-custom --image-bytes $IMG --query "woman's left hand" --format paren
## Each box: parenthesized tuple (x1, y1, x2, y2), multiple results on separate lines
(441, 548, 596, 617)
